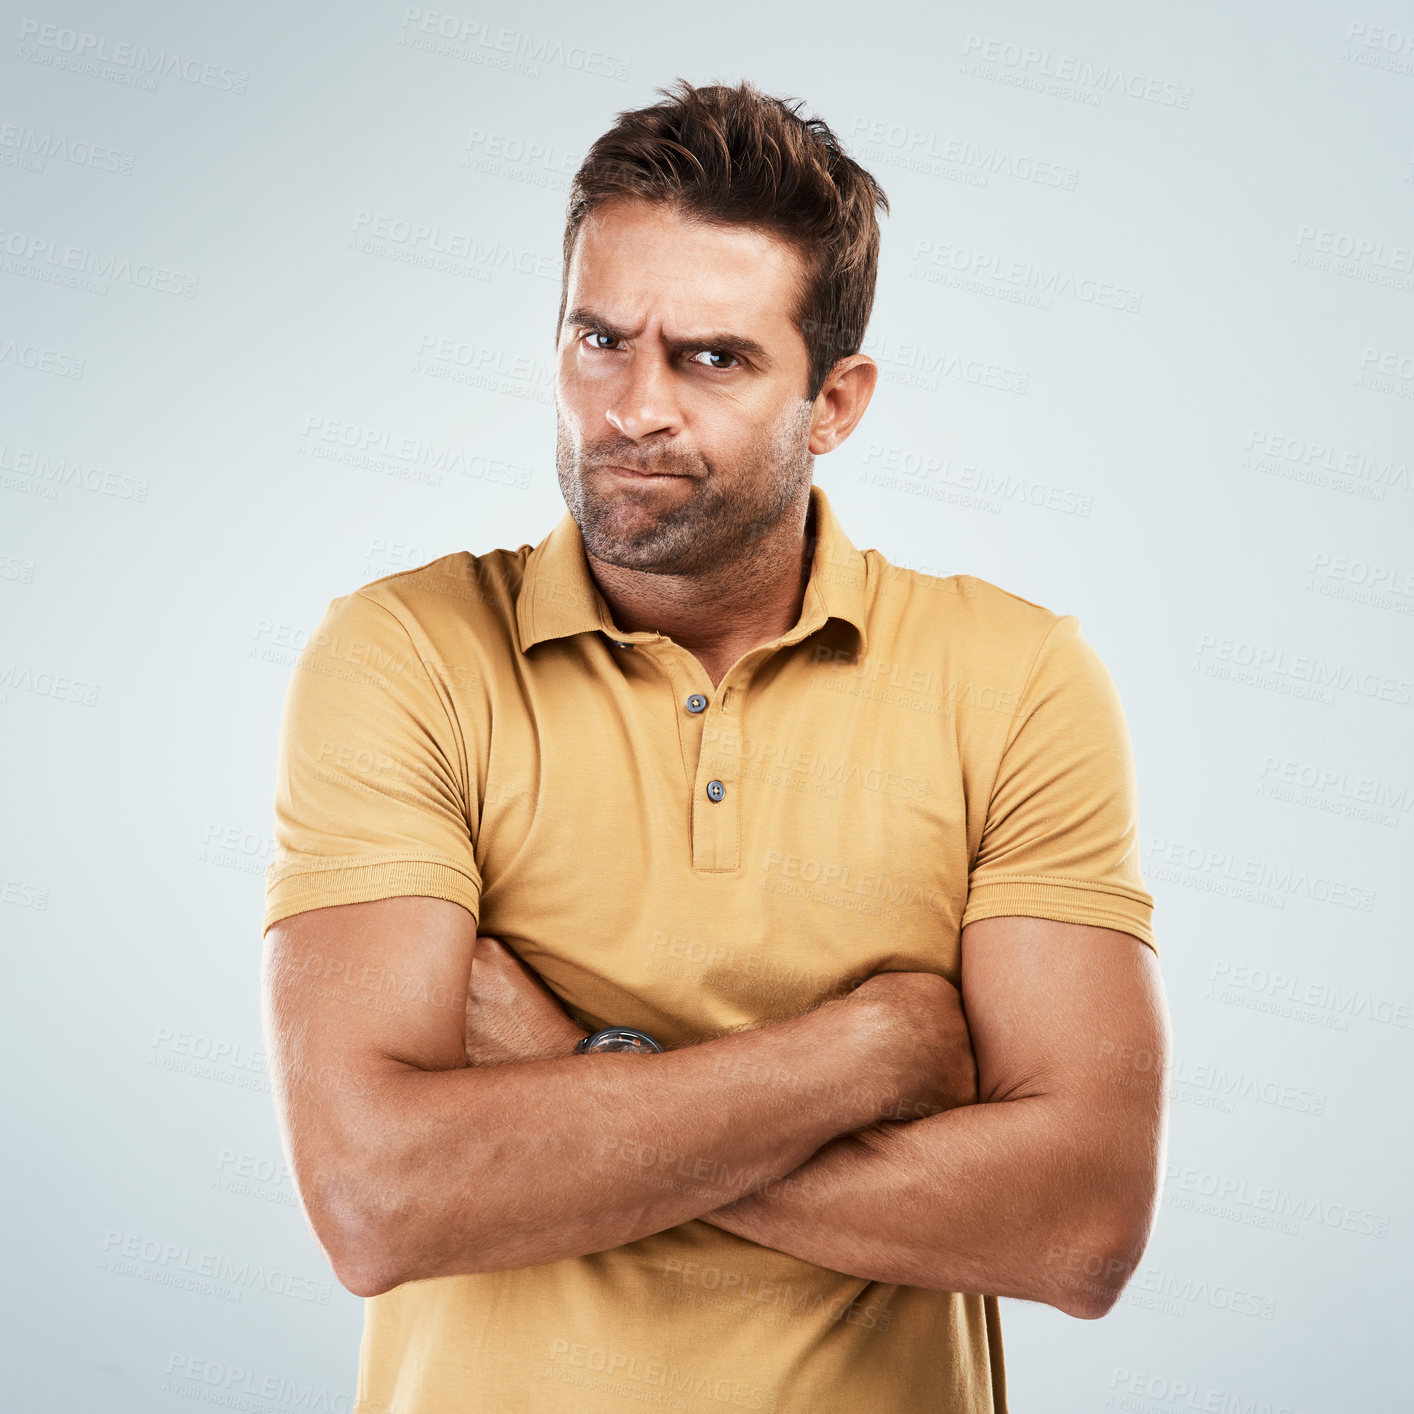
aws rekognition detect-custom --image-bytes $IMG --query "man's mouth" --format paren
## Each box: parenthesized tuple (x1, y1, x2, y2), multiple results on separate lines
(597, 465, 687, 481)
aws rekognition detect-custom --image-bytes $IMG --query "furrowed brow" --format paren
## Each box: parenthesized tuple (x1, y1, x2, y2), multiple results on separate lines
(665, 331, 771, 365)
(564, 307, 771, 365)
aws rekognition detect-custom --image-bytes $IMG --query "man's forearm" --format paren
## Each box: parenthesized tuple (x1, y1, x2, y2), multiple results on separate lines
(693, 1096, 1155, 1317)
(328, 998, 899, 1296)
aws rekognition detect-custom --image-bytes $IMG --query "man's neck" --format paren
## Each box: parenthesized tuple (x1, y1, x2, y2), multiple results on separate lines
(587, 499, 817, 688)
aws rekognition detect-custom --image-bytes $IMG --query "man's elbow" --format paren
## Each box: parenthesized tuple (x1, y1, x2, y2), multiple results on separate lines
(303, 1164, 424, 1299)
(310, 1162, 507, 1295)
(1056, 1276, 1127, 1321)
(1044, 1212, 1151, 1320)
(308, 1197, 401, 1299)
(327, 1199, 432, 1298)
(332, 1247, 399, 1300)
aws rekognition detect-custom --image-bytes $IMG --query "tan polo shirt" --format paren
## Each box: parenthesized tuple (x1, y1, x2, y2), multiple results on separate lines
(263, 481, 1157, 1414)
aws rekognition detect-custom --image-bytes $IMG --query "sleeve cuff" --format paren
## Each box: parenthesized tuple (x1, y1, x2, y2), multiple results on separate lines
(959, 875, 1157, 954)
(262, 856, 482, 936)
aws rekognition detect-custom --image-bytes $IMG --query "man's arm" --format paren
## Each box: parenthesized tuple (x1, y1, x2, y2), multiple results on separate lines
(260, 895, 952, 1300)
(693, 916, 1170, 1319)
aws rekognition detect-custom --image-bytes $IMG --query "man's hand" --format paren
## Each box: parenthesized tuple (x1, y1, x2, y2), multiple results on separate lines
(464, 935, 591, 1066)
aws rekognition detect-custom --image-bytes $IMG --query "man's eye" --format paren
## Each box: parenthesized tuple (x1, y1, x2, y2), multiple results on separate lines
(583, 332, 620, 350)
(691, 350, 739, 370)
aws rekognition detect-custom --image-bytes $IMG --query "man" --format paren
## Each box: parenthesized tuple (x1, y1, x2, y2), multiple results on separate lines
(261, 78, 1169, 1414)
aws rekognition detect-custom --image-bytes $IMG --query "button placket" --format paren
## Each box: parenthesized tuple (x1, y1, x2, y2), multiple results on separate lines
(691, 665, 745, 872)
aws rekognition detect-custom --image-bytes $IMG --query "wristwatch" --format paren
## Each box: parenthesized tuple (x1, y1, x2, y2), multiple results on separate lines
(573, 1027, 663, 1055)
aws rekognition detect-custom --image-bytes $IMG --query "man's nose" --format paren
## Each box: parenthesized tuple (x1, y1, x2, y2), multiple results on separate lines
(605, 350, 682, 441)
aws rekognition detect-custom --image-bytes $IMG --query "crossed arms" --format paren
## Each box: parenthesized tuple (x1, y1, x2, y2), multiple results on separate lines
(260, 896, 1169, 1317)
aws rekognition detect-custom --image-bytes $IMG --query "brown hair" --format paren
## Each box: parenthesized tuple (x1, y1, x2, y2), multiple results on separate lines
(559, 78, 889, 402)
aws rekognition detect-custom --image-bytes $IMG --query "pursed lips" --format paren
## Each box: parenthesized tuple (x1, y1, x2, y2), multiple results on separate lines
(598, 465, 689, 479)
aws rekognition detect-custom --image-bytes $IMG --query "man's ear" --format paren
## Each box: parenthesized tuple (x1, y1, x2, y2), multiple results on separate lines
(808, 355, 879, 454)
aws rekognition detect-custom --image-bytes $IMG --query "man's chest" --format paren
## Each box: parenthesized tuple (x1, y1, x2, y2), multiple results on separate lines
(469, 651, 973, 1046)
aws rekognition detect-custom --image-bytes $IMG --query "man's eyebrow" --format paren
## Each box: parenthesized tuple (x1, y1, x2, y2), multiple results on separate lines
(564, 307, 772, 364)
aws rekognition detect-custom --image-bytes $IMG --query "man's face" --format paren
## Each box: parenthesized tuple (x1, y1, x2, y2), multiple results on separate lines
(554, 197, 817, 575)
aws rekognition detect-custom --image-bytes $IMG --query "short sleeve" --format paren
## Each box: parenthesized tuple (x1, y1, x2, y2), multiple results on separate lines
(261, 590, 482, 936)
(959, 615, 1157, 953)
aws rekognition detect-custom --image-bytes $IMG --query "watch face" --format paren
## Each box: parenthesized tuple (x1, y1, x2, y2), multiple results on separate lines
(581, 1028, 662, 1054)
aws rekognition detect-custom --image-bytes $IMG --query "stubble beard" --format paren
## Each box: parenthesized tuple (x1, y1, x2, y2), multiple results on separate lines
(555, 399, 816, 576)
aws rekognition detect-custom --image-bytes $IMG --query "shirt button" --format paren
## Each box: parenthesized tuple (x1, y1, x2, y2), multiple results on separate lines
(685, 693, 707, 714)
(705, 779, 726, 802)
(611, 640, 634, 649)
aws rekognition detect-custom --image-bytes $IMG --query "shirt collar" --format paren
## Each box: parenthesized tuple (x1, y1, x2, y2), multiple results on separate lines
(515, 481, 869, 657)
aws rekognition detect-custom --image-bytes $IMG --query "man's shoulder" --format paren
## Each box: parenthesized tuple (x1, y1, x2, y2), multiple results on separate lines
(340, 544, 535, 638)
(867, 553, 1071, 650)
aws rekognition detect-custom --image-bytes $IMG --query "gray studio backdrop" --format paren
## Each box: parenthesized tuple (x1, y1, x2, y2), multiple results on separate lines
(3, 1, 1411, 1409)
